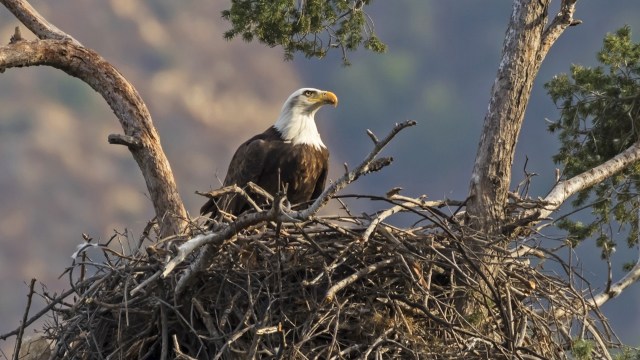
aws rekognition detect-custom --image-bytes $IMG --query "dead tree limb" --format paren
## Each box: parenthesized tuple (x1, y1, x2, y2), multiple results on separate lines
(535, 141, 640, 219)
(0, 2, 187, 236)
(12, 278, 35, 360)
(294, 120, 416, 219)
(0, 0, 80, 44)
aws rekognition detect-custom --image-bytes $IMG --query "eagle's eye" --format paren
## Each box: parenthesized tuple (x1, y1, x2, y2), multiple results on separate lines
(303, 90, 315, 97)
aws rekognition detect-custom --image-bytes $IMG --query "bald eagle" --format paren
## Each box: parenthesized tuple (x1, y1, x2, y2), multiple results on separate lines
(200, 88, 338, 219)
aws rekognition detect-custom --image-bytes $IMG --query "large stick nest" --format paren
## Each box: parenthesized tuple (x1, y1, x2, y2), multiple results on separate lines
(19, 194, 617, 360)
(4, 123, 619, 359)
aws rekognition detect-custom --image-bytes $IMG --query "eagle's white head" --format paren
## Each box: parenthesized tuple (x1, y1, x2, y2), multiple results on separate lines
(274, 88, 338, 149)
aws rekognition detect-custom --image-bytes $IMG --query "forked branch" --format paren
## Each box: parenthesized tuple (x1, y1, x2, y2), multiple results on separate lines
(467, 0, 579, 227)
(293, 120, 416, 219)
(540, 0, 580, 57)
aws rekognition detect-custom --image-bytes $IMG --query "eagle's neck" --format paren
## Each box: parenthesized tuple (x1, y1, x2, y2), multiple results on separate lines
(273, 106, 326, 149)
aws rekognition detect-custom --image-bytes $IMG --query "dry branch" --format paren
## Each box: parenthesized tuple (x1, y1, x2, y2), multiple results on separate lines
(0, 0, 187, 237)
(540, 0, 580, 57)
(323, 258, 396, 303)
(0, 0, 80, 44)
(294, 120, 416, 219)
(12, 278, 35, 360)
(536, 141, 640, 219)
(592, 258, 640, 307)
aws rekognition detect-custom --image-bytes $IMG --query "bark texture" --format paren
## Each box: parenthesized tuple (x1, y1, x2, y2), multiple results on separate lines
(460, 0, 579, 323)
(467, 0, 577, 230)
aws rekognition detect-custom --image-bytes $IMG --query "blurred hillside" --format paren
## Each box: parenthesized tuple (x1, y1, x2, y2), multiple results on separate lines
(1, 0, 640, 353)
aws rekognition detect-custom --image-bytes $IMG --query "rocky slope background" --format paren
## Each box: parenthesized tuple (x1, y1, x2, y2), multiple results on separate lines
(1, 0, 640, 354)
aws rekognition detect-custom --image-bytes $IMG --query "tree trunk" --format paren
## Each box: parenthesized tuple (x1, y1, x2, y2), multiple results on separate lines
(467, 0, 550, 229)
(460, 0, 579, 322)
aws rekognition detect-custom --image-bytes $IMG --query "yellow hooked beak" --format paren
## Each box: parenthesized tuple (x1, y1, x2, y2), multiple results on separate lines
(316, 91, 338, 107)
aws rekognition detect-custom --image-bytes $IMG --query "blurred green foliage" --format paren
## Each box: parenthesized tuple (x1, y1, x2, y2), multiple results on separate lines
(221, 0, 386, 64)
(545, 26, 640, 256)
(572, 339, 595, 360)
(612, 346, 640, 360)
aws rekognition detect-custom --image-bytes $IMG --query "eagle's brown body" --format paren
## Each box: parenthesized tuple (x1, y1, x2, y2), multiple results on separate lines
(200, 88, 337, 219)
(200, 126, 329, 216)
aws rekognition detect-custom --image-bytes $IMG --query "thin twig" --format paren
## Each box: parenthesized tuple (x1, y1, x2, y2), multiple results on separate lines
(324, 258, 396, 303)
(130, 270, 162, 296)
(12, 278, 36, 360)
(160, 304, 168, 360)
(0, 276, 99, 340)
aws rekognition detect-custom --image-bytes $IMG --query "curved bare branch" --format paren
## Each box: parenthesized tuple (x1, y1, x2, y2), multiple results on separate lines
(591, 257, 640, 308)
(536, 141, 640, 219)
(0, 38, 187, 236)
